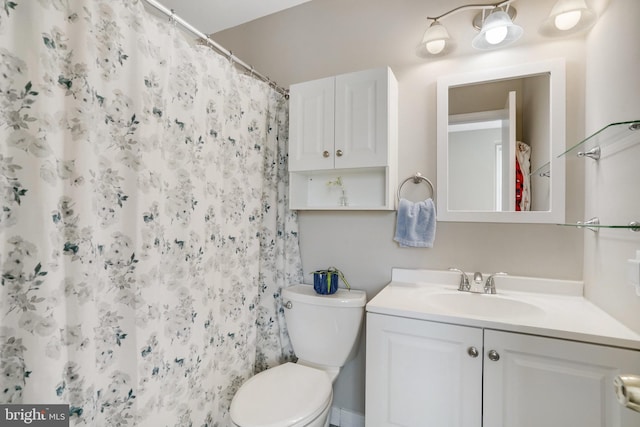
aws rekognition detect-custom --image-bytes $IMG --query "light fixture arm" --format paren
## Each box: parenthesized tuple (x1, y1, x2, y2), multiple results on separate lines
(426, 0, 515, 22)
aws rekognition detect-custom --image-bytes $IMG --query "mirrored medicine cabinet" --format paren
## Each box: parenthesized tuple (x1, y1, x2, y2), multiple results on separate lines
(436, 59, 566, 223)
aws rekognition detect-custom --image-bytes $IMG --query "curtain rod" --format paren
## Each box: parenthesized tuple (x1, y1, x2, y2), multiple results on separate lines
(142, 0, 289, 98)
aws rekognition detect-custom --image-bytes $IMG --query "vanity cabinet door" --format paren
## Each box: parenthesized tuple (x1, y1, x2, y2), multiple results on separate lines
(483, 330, 640, 427)
(365, 313, 483, 427)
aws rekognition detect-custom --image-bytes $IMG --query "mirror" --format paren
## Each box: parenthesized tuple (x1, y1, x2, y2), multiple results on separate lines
(436, 59, 566, 223)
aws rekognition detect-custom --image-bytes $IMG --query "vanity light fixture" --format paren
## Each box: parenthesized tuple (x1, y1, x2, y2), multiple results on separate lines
(472, 7, 523, 50)
(418, 0, 521, 57)
(419, 0, 598, 58)
(539, 0, 597, 36)
(421, 20, 453, 55)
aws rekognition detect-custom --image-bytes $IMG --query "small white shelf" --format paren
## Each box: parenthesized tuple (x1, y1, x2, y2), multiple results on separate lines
(289, 167, 394, 210)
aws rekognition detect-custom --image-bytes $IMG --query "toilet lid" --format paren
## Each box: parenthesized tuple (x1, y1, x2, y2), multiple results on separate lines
(230, 362, 332, 427)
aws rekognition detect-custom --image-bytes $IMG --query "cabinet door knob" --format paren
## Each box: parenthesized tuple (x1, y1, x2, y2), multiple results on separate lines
(467, 346, 479, 358)
(488, 350, 500, 361)
(323, 150, 330, 158)
(336, 149, 343, 157)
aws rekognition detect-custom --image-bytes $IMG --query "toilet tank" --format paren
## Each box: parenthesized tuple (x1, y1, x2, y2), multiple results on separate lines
(282, 284, 367, 368)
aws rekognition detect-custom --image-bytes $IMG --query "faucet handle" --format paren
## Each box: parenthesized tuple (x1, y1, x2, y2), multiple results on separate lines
(484, 272, 507, 294)
(448, 267, 470, 292)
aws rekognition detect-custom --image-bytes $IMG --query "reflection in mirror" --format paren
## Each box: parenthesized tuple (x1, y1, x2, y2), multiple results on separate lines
(448, 75, 549, 212)
(436, 60, 566, 224)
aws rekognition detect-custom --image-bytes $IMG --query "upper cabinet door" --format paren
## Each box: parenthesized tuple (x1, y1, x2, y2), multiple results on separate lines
(288, 76, 335, 171)
(335, 68, 394, 169)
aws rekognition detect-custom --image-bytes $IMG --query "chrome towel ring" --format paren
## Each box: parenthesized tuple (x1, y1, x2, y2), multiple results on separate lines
(397, 172, 435, 203)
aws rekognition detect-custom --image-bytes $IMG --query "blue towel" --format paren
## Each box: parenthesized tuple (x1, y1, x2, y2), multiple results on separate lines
(394, 198, 436, 248)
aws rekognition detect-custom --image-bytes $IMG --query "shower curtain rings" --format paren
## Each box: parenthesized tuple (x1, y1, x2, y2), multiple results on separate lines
(169, 9, 176, 27)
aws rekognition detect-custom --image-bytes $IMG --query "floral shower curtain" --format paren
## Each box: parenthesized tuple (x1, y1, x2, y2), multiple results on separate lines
(0, 0, 303, 425)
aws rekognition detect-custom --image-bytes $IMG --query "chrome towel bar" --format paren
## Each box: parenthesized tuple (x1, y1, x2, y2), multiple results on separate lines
(397, 172, 435, 203)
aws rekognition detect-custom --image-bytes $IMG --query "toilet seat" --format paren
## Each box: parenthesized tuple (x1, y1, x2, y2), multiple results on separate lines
(230, 362, 332, 427)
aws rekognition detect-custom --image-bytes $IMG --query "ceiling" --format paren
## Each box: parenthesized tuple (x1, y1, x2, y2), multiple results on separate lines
(144, 0, 608, 79)
(152, 0, 312, 33)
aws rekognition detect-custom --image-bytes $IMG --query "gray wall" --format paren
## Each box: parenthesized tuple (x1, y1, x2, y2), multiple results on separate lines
(584, 0, 640, 333)
(211, 0, 632, 417)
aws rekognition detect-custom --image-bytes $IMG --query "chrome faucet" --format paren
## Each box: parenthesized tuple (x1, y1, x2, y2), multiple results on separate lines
(448, 267, 470, 292)
(450, 269, 507, 294)
(484, 272, 507, 294)
(473, 272, 483, 286)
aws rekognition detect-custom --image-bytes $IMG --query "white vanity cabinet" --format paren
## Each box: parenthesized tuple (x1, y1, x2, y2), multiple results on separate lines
(288, 67, 398, 210)
(366, 313, 640, 427)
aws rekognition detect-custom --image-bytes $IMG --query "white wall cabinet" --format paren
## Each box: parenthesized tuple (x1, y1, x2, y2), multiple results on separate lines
(366, 313, 640, 427)
(288, 67, 397, 210)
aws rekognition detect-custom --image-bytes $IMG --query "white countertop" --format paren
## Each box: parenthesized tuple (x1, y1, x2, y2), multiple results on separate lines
(366, 268, 640, 350)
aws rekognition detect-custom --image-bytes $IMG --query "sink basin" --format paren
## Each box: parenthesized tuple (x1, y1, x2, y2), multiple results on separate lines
(424, 292, 545, 319)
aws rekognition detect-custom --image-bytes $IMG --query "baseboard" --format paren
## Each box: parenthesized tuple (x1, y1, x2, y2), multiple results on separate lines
(329, 406, 365, 427)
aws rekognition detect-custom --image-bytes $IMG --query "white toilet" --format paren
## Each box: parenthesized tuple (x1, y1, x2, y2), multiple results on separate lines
(230, 284, 367, 427)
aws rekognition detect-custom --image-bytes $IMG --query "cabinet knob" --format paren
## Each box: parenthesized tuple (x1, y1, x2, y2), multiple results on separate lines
(467, 346, 479, 358)
(488, 350, 500, 361)
(323, 150, 330, 158)
(336, 149, 343, 157)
